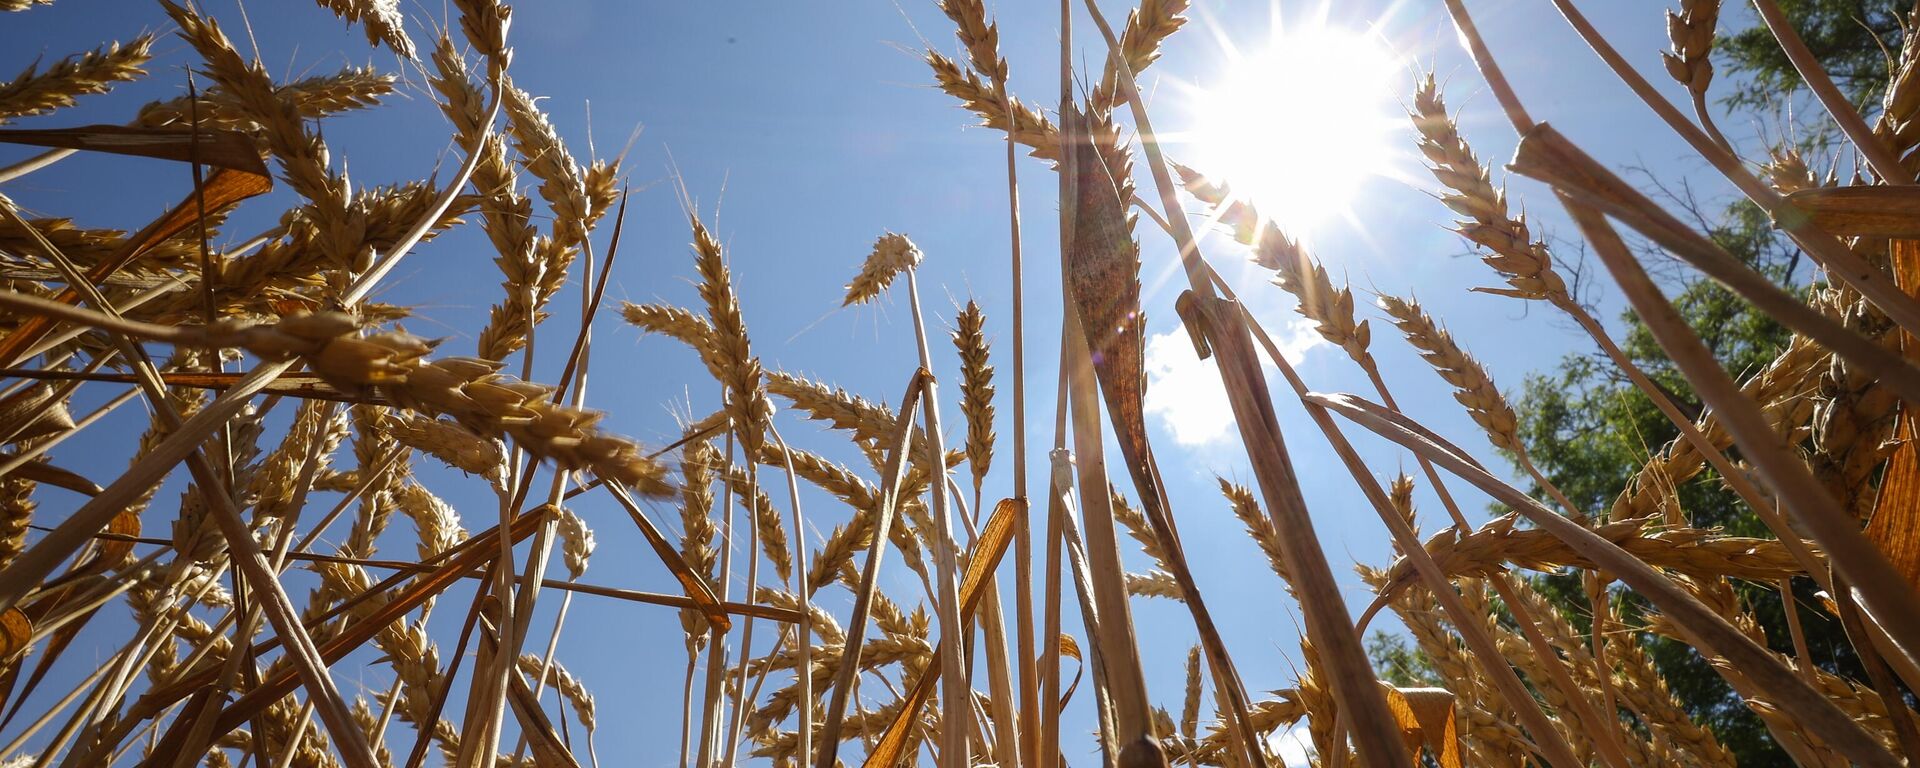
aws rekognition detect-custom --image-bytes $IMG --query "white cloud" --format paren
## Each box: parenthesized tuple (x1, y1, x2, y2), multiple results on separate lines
(1142, 318, 1322, 447)
(1272, 724, 1316, 767)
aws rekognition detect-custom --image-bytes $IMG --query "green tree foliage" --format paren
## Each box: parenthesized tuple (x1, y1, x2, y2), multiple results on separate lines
(1515, 199, 1845, 766)
(1719, 0, 1909, 111)
(1367, 630, 1441, 688)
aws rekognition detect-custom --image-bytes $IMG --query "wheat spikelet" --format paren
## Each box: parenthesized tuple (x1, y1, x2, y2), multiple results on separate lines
(18, 306, 674, 494)
(1480, 576, 1600, 762)
(1410, 75, 1569, 302)
(1763, 147, 1823, 194)
(1178, 166, 1371, 363)
(552, 505, 595, 580)
(842, 232, 923, 307)
(1372, 513, 1813, 601)
(0, 470, 35, 572)
(248, 400, 349, 520)
(1111, 486, 1170, 570)
(724, 464, 793, 583)
(136, 65, 396, 130)
(1361, 568, 1528, 763)
(1611, 631, 1737, 766)
(952, 299, 995, 498)
(1, 0, 53, 11)
(1125, 570, 1182, 601)
(450, 0, 512, 74)
(395, 482, 465, 561)
(1217, 477, 1290, 587)
(1295, 638, 1339, 762)
(936, 0, 1006, 84)
(925, 51, 1057, 159)
(1614, 334, 1824, 521)
(344, 404, 406, 557)
(1387, 473, 1418, 556)
(1879, 8, 1920, 159)
(677, 437, 719, 644)
(754, 587, 845, 645)
(504, 79, 593, 253)
(350, 697, 395, 768)
(1661, 0, 1720, 95)
(517, 655, 597, 732)
(1091, 0, 1190, 112)
(389, 414, 504, 478)
(1810, 295, 1901, 520)
(314, 0, 415, 58)
(1378, 293, 1521, 453)
(0, 35, 154, 122)
(193, 181, 471, 322)
(164, 0, 363, 270)
(691, 213, 774, 457)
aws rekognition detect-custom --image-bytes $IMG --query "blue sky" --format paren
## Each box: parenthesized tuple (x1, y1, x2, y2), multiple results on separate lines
(2, 1, 1774, 764)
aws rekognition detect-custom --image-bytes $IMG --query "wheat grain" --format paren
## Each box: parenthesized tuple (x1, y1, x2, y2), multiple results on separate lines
(1661, 0, 1720, 96)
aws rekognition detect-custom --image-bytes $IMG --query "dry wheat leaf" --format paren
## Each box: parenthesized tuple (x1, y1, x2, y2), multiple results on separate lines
(1381, 684, 1461, 768)
(0, 125, 266, 175)
(0, 609, 28, 660)
(861, 497, 1023, 767)
(1865, 239, 1920, 593)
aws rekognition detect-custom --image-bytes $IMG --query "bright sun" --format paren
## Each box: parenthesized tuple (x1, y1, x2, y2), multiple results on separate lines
(1186, 24, 1402, 238)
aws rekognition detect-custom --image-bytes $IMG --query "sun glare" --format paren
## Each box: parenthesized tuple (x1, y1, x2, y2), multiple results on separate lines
(1187, 24, 1402, 239)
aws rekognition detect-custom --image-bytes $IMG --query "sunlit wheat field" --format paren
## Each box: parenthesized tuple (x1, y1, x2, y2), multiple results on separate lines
(0, 0, 1917, 766)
